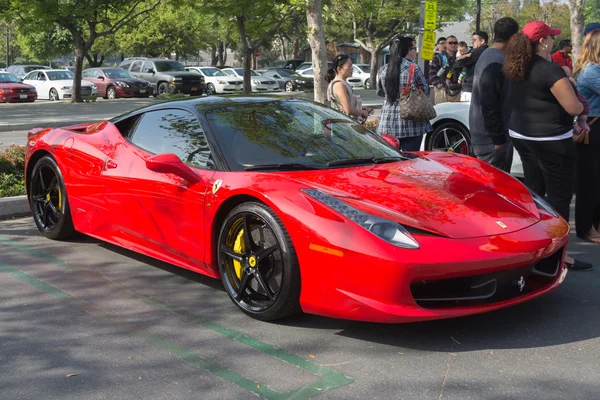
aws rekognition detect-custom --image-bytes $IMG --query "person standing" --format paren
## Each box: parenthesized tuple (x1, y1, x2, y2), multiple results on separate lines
(573, 30, 600, 243)
(453, 31, 489, 102)
(551, 40, 573, 73)
(428, 35, 461, 104)
(376, 37, 432, 151)
(326, 54, 370, 121)
(469, 18, 519, 173)
(504, 21, 592, 270)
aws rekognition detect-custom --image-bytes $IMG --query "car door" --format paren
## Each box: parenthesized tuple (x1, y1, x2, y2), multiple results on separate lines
(129, 61, 144, 79)
(84, 69, 106, 96)
(35, 71, 51, 98)
(102, 108, 215, 268)
(22, 72, 40, 96)
(137, 61, 156, 88)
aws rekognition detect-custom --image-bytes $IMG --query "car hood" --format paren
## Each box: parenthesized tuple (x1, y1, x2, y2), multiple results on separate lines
(110, 77, 149, 85)
(289, 154, 540, 239)
(207, 75, 241, 83)
(165, 71, 204, 79)
(40, 79, 96, 87)
(0, 82, 34, 90)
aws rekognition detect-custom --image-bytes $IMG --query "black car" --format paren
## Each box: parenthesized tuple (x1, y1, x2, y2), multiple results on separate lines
(119, 58, 205, 96)
(261, 69, 314, 92)
(267, 59, 305, 70)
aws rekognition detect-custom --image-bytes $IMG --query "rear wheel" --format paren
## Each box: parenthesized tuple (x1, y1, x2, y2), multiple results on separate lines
(218, 202, 301, 321)
(29, 156, 75, 240)
(426, 122, 472, 155)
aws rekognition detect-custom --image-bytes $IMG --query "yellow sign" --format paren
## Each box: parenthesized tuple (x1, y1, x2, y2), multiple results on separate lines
(421, 31, 436, 61)
(424, 0, 437, 31)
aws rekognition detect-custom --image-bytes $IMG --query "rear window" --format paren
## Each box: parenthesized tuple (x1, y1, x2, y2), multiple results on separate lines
(154, 61, 186, 72)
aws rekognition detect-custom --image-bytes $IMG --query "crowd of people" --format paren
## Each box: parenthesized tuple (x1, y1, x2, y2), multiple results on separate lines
(324, 18, 600, 271)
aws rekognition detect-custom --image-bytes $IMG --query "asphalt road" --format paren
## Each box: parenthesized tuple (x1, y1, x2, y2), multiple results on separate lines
(0, 214, 599, 400)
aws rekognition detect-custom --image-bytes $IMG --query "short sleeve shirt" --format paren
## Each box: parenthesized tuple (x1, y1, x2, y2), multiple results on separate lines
(508, 55, 572, 138)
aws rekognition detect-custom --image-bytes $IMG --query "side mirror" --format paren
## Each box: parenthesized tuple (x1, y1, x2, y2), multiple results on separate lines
(145, 153, 201, 183)
(148, 69, 155, 74)
(97, 76, 104, 80)
(381, 134, 400, 149)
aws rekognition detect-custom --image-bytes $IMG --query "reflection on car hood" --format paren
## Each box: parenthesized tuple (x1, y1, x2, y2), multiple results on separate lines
(290, 153, 540, 239)
(0, 82, 35, 89)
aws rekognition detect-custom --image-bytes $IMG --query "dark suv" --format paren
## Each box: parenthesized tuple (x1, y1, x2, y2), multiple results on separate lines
(6, 65, 50, 79)
(119, 58, 205, 95)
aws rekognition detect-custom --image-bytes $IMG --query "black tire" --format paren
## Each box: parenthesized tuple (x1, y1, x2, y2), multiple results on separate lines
(106, 86, 117, 99)
(426, 121, 472, 155)
(364, 79, 372, 89)
(285, 81, 294, 92)
(29, 156, 75, 240)
(206, 83, 215, 95)
(157, 82, 169, 95)
(49, 88, 59, 101)
(218, 202, 301, 321)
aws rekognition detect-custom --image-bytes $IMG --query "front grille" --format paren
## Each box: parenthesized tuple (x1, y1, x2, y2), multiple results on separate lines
(410, 246, 564, 308)
(15, 88, 30, 94)
(348, 78, 360, 83)
(233, 81, 242, 85)
(130, 82, 149, 88)
(81, 87, 92, 94)
(262, 80, 276, 85)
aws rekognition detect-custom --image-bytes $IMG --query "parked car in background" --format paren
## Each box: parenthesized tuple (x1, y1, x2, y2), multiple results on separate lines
(119, 57, 205, 96)
(353, 64, 373, 89)
(425, 101, 523, 178)
(0, 72, 37, 103)
(221, 68, 279, 92)
(298, 68, 363, 89)
(22, 69, 97, 101)
(261, 69, 314, 92)
(82, 67, 151, 99)
(268, 59, 304, 70)
(7, 65, 50, 79)
(296, 61, 332, 72)
(185, 66, 242, 95)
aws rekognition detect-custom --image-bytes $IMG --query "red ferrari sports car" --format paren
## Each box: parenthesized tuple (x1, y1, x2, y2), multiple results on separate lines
(24, 97, 569, 322)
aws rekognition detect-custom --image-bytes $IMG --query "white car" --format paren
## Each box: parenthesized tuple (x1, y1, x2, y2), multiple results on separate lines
(353, 64, 373, 89)
(425, 101, 524, 178)
(186, 66, 242, 95)
(299, 67, 364, 89)
(22, 69, 98, 101)
(220, 68, 279, 92)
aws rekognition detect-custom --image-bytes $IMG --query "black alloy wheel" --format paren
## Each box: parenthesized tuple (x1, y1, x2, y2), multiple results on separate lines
(29, 156, 75, 240)
(427, 122, 472, 155)
(218, 202, 301, 321)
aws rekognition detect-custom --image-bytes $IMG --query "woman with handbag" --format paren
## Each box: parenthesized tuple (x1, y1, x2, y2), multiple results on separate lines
(326, 54, 373, 121)
(376, 36, 434, 151)
(573, 29, 600, 244)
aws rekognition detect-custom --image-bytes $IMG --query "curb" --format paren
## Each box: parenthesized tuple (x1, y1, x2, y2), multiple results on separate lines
(0, 196, 30, 219)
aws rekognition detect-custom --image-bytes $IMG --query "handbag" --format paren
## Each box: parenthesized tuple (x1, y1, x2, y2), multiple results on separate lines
(573, 117, 597, 144)
(400, 63, 437, 121)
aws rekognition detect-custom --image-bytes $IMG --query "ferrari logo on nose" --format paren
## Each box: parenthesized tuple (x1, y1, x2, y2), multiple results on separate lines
(518, 276, 525, 292)
(248, 256, 257, 268)
(496, 221, 508, 229)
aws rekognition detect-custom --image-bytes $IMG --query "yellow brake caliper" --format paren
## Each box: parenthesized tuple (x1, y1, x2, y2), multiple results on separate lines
(233, 229, 245, 280)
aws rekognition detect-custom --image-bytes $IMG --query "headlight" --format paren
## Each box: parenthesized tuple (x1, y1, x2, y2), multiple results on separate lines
(90, 84, 97, 89)
(302, 189, 420, 249)
(252, 79, 260, 85)
(1, 88, 12, 93)
(116, 81, 128, 88)
(60, 86, 71, 90)
(217, 80, 226, 84)
(172, 77, 182, 81)
(529, 190, 559, 218)
(30, 87, 36, 92)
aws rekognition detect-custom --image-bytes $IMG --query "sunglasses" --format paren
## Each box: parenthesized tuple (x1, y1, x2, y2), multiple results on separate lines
(410, 47, 417, 50)
(447, 41, 458, 45)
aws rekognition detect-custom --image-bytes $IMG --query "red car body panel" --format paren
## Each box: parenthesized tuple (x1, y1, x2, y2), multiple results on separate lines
(25, 120, 570, 323)
(0, 82, 37, 103)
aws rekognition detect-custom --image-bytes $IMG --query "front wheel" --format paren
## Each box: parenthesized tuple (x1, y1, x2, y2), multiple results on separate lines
(285, 81, 294, 92)
(218, 202, 301, 321)
(426, 122, 472, 155)
(29, 156, 75, 240)
(206, 83, 215, 95)
(364, 79, 372, 89)
(157, 82, 170, 95)
(106, 86, 117, 99)
(49, 88, 59, 101)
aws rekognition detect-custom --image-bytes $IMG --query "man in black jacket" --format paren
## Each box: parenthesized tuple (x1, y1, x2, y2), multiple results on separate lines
(454, 31, 488, 102)
(469, 18, 519, 173)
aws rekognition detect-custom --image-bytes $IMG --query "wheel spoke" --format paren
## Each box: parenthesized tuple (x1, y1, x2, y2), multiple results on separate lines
(31, 194, 45, 202)
(443, 129, 450, 148)
(235, 271, 251, 300)
(48, 201, 61, 219)
(242, 214, 253, 252)
(254, 269, 275, 301)
(256, 245, 278, 261)
(450, 137, 466, 149)
(39, 170, 49, 192)
(221, 245, 244, 261)
(42, 202, 51, 227)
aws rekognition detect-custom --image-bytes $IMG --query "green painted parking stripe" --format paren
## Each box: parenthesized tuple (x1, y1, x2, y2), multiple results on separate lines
(0, 236, 354, 399)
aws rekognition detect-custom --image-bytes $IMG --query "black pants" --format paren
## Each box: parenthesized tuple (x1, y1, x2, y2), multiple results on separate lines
(512, 137, 576, 221)
(472, 138, 514, 174)
(575, 120, 600, 237)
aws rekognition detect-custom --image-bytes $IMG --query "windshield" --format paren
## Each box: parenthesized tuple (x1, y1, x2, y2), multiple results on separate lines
(278, 70, 301, 78)
(234, 68, 260, 76)
(104, 69, 133, 79)
(204, 100, 401, 171)
(202, 68, 226, 76)
(154, 61, 186, 72)
(47, 71, 74, 80)
(0, 73, 20, 83)
(358, 65, 371, 73)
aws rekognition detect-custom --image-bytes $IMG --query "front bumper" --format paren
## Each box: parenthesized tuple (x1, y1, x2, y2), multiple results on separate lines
(117, 86, 151, 97)
(0, 92, 37, 102)
(252, 83, 280, 92)
(292, 212, 569, 323)
(171, 82, 206, 95)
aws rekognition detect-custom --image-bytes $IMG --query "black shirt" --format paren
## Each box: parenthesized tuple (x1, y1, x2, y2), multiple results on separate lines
(507, 55, 572, 138)
(453, 45, 488, 93)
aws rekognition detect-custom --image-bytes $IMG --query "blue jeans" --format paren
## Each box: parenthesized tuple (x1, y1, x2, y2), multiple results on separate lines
(400, 134, 423, 152)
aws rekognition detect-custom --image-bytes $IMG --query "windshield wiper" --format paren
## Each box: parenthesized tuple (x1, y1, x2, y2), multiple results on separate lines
(244, 163, 320, 171)
(327, 156, 405, 167)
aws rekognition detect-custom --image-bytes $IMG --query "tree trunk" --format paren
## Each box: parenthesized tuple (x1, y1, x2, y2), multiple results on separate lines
(252, 50, 257, 69)
(568, 0, 585, 65)
(369, 49, 378, 91)
(237, 16, 253, 94)
(72, 44, 85, 103)
(211, 44, 218, 66)
(281, 35, 286, 59)
(306, 0, 327, 104)
(293, 39, 300, 58)
(217, 41, 225, 66)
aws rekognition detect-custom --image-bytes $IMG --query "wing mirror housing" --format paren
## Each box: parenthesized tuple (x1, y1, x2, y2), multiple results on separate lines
(148, 68, 155, 74)
(146, 153, 201, 183)
(97, 76, 104, 80)
(381, 134, 400, 149)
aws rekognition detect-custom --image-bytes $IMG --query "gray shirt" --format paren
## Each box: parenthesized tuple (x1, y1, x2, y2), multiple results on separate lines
(469, 47, 511, 146)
